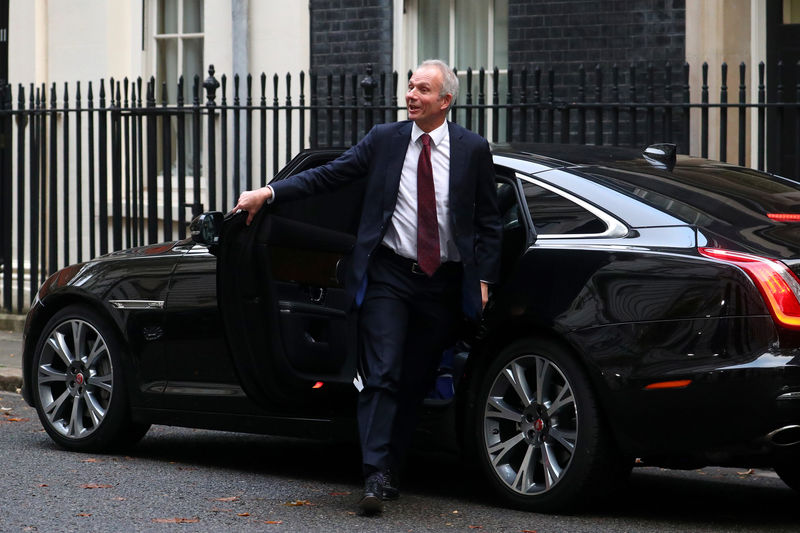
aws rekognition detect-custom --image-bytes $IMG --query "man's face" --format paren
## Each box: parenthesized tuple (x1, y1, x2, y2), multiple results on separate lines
(406, 66, 452, 131)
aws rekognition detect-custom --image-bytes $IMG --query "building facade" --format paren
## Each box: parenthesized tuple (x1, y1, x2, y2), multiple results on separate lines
(2, 0, 799, 312)
(6, 1, 797, 167)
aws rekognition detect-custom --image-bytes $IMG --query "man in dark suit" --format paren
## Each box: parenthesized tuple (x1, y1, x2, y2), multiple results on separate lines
(233, 59, 501, 515)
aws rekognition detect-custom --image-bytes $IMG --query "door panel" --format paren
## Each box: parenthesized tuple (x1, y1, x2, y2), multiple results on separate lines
(218, 150, 363, 412)
(254, 214, 356, 380)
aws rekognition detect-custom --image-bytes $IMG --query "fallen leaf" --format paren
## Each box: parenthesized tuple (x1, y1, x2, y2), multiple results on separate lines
(522, 530, 538, 533)
(452, 510, 459, 514)
(0, 407, 11, 412)
(283, 500, 311, 506)
(82, 458, 100, 463)
(737, 468, 755, 475)
(264, 520, 283, 524)
(213, 496, 239, 502)
(237, 513, 250, 517)
(113, 497, 126, 501)
(152, 518, 200, 524)
(81, 484, 113, 489)
(39, 484, 48, 487)
(1, 417, 29, 423)
(76, 513, 92, 517)
(329, 491, 351, 496)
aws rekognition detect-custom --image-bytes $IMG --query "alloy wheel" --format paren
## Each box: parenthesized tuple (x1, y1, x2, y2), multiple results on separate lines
(483, 354, 578, 495)
(36, 319, 114, 439)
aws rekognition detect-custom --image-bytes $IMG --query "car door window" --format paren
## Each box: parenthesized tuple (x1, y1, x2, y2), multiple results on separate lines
(522, 182, 607, 236)
(271, 153, 364, 237)
(496, 181, 522, 229)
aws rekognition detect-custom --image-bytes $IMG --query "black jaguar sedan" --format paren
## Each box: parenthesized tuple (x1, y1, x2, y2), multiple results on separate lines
(21, 143, 800, 512)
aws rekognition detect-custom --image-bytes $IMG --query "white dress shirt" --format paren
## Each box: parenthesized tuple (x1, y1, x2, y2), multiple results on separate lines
(382, 121, 459, 263)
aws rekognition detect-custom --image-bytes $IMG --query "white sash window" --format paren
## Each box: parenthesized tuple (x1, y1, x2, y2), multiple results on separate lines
(400, 0, 509, 140)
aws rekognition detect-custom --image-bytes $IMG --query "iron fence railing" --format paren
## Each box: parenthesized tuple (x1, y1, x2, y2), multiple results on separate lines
(1, 61, 799, 313)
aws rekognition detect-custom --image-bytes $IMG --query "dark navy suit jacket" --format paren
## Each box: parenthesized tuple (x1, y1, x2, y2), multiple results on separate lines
(270, 120, 502, 319)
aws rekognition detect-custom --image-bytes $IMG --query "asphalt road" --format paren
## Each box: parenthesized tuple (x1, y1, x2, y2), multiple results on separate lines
(1, 390, 798, 533)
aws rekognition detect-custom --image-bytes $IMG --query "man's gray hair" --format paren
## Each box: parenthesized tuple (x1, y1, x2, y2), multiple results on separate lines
(418, 59, 459, 110)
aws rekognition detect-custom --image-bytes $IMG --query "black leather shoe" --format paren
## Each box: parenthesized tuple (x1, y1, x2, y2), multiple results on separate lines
(358, 472, 385, 515)
(382, 469, 400, 501)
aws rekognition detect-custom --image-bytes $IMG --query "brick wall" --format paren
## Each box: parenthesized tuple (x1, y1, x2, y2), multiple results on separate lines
(308, 0, 394, 144)
(508, 0, 686, 99)
(309, 0, 392, 76)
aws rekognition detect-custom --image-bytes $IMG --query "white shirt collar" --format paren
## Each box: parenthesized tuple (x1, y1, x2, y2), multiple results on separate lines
(411, 120, 449, 147)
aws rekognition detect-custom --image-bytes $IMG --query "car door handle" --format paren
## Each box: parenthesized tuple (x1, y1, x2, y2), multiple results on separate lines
(308, 287, 326, 303)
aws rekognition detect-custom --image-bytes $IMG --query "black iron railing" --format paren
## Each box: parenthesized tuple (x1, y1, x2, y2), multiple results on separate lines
(1, 61, 799, 313)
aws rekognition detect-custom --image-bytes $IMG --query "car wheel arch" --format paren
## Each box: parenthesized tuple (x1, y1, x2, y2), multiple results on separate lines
(24, 295, 134, 405)
(457, 321, 623, 460)
(29, 301, 150, 451)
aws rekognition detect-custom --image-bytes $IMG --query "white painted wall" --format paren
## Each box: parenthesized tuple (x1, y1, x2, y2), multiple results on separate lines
(9, 0, 309, 94)
(250, 1, 309, 77)
(685, 0, 767, 167)
(2, 0, 311, 311)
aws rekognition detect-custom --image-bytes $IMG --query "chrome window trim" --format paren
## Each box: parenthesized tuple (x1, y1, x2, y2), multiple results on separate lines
(516, 172, 628, 239)
(109, 300, 165, 310)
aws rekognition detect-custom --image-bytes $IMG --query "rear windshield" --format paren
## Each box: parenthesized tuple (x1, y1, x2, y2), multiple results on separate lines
(583, 160, 800, 226)
(580, 159, 800, 257)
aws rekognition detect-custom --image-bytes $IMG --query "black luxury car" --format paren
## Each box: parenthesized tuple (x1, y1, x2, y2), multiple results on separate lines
(21, 143, 800, 512)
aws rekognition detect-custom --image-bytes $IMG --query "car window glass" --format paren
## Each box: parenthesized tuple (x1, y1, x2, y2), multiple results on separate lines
(271, 154, 364, 236)
(496, 182, 521, 229)
(522, 182, 606, 235)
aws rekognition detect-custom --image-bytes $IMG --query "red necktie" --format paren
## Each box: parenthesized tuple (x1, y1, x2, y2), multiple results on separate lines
(417, 133, 440, 276)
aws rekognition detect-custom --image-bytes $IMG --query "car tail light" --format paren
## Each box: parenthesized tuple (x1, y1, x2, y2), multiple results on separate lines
(699, 247, 800, 329)
(767, 213, 800, 222)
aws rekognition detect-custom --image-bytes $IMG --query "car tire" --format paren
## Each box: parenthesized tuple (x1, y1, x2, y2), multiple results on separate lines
(31, 305, 149, 452)
(470, 338, 621, 513)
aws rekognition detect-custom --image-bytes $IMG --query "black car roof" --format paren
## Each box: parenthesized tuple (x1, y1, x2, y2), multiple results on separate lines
(491, 142, 743, 175)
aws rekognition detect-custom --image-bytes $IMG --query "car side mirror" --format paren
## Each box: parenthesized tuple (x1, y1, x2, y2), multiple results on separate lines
(190, 211, 224, 246)
(642, 143, 677, 171)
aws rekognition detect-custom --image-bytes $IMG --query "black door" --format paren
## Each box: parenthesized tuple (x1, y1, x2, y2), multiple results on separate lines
(218, 150, 365, 414)
(767, 0, 800, 179)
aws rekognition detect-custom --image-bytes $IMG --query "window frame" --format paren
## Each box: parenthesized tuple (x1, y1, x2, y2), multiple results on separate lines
(398, 0, 509, 139)
(400, 0, 504, 70)
(145, 0, 205, 104)
(516, 173, 628, 240)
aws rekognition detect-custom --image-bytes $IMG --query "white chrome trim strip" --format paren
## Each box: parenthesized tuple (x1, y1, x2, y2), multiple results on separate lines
(109, 300, 165, 310)
(516, 172, 629, 239)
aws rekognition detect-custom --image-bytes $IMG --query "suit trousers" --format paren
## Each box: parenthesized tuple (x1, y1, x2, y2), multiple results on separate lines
(357, 247, 463, 476)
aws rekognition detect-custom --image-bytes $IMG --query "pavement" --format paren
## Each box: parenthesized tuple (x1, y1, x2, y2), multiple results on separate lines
(0, 313, 25, 393)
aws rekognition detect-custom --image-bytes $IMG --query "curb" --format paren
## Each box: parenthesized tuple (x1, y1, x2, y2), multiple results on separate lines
(0, 313, 25, 333)
(0, 313, 26, 393)
(0, 374, 21, 393)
